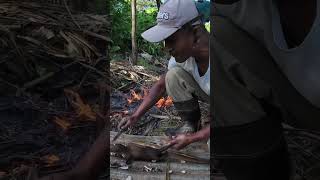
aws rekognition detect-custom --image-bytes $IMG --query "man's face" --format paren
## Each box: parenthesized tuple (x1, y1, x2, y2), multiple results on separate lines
(164, 28, 194, 63)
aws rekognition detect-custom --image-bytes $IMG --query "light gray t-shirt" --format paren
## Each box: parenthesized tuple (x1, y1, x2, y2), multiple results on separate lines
(215, 0, 320, 108)
(168, 56, 210, 95)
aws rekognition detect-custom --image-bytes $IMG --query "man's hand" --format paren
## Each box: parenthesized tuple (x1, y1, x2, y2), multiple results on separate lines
(169, 134, 193, 150)
(117, 114, 140, 130)
(168, 126, 210, 150)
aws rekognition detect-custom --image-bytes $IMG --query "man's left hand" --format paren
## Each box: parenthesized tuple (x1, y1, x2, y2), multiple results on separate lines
(169, 133, 193, 150)
(168, 126, 210, 150)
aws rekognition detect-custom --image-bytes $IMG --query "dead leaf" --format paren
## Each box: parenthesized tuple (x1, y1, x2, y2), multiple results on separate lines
(143, 88, 149, 98)
(53, 116, 71, 131)
(127, 99, 133, 104)
(41, 155, 60, 166)
(131, 90, 142, 101)
(64, 89, 96, 120)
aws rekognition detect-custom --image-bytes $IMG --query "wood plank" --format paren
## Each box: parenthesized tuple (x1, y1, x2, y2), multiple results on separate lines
(110, 131, 211, 179)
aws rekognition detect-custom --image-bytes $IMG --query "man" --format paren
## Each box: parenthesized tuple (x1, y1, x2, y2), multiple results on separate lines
(212, 0, 320, 179)
(118, 0, 210, 150)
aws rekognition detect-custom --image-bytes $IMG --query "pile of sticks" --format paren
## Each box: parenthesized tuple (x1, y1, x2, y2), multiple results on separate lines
(0, 0, 110, 96)
(0, 1, 110, 179)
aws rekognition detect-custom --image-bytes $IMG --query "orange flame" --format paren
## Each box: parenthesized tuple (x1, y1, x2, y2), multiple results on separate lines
(156, 96, 173, 108)
(127, 89, 143, 104)
(156, 97, 165, 108)
(164, 96, 173, 107)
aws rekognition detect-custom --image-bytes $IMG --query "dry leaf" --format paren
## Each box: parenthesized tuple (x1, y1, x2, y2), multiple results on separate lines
(127, 99, 133, 104)
(41, 154, 60, 166)
(64, 89, 96, 121)
(131, 90, 142, 101)
(53, 116, 71, 131)
(143, 88, 149, 98)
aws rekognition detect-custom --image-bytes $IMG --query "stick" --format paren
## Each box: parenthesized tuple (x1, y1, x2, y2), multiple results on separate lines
(63, 0, 81, 30)
(149, 114, 181, 120)
(22, 61, 77, 90)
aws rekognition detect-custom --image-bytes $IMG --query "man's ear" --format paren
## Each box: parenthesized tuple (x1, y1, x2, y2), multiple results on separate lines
(192, 26, 204, 46)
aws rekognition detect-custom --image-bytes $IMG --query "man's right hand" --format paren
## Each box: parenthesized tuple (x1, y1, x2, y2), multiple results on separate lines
(117, 114, 140, 130)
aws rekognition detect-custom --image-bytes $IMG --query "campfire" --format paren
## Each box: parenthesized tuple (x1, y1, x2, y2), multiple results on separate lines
(126, 88, 173, 108)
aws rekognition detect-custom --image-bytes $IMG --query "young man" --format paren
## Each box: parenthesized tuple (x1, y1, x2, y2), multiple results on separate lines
(212, 0, 320, 179)
(118, 0, 210, 150)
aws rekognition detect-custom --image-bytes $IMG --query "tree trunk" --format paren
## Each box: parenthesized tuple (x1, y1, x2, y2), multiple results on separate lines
(131, 0, 137, 65)
(156, 0, 161, 10)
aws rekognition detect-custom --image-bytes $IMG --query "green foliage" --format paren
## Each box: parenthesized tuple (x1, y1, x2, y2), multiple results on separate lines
(110, 0, 131, 53)
(110, 0, 164, 57)
(205, 22, 210, 32)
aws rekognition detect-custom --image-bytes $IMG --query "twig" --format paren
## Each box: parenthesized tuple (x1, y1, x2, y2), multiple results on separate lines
(135, 117, 160, 129)
(149, 114, 181, 120)
(287, 137, 320, 161)
(0, 77, 19, 90)
(77, 61, 108, 78)
(78, 57, 107, 88)
(111, 63, 159, 80)
(22, 61, 77, 90)
(63, 0, 81, 30)
(142, 120, 158, 136)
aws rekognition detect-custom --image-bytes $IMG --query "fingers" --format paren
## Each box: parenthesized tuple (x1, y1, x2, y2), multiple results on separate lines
(124, 120, 131, 129)
(117, 118, 128, 130)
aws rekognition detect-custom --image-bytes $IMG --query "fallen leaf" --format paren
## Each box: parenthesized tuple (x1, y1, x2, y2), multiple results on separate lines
(64, 89, 96, 121)
(127, 99, 133, 104)
(143, 88, 149, 98)
(53, 117, 71, 131)
(41, 155, 60, 166)
(131, 90, 142, 101)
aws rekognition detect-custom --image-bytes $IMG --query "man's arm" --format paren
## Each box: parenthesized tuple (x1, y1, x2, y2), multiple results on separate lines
(133, 74, 166, 117)
(118, 74, 166, 129)
(169, 125, 210, 150)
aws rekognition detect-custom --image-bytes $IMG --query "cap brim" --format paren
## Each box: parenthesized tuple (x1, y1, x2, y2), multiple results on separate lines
(141, 25, 179, 43)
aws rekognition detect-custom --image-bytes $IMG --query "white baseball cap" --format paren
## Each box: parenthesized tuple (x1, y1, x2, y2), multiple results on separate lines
(141, 0, 201, 43)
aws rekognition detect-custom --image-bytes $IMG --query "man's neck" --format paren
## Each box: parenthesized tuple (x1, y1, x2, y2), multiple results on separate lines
(194, 53, 209, 76)
(194, 32, 209, 76)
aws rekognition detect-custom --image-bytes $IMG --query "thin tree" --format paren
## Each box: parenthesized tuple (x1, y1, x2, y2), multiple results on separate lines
(131, 0, 137, 65)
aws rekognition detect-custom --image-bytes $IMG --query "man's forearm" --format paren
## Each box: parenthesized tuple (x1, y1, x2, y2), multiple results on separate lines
(134, 74, 166, 117)
(189, 125, 210, 143)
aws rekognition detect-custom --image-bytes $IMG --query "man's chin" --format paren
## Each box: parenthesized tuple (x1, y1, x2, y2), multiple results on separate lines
(174, 56, 188, 63)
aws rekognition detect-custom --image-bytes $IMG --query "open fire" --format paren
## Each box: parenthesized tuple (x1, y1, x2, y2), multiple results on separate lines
(126, 89, 173, 108)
